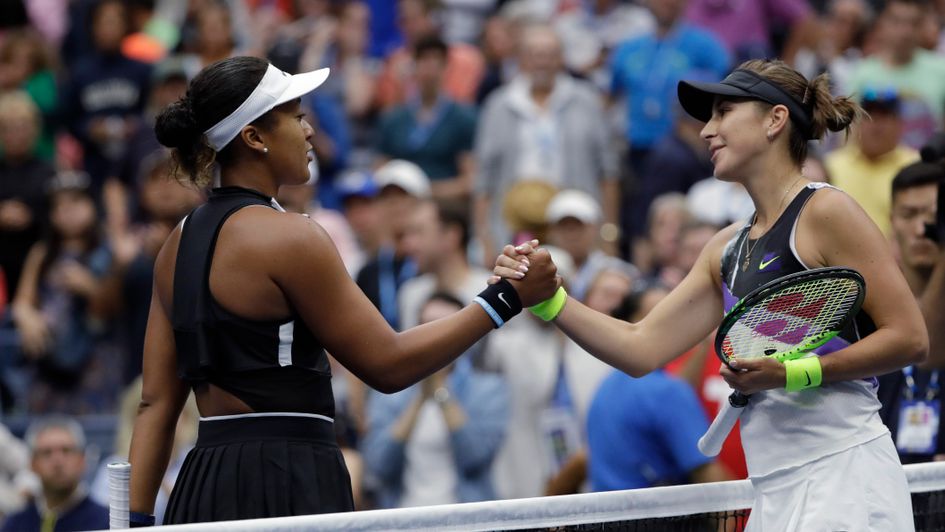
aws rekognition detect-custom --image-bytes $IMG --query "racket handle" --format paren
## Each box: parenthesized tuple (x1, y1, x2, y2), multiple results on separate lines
(698, 392, 749, 457)
(107, 461, 130, 529)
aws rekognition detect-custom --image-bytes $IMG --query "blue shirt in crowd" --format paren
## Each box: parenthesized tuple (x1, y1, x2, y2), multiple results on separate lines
(610, 24, 730, 149)
(1, 495, 108, 532)
(587, 369, 711, 491)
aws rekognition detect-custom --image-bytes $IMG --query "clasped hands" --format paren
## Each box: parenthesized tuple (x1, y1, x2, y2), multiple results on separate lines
(488, 240, 562, 308)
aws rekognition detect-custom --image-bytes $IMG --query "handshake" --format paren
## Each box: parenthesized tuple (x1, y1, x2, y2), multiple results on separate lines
(487, 239, 565, 311)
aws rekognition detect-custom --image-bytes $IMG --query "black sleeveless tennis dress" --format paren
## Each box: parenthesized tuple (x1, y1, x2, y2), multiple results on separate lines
(163, 186, 354, 524)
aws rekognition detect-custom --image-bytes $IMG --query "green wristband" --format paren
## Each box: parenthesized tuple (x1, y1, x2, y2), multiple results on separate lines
(784, 356, 823, 392)
(529, 287, 568, 321)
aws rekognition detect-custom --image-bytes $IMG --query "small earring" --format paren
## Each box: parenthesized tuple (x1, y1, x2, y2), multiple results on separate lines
(263, 147, 269, 154)
(766, 131, 773, 140)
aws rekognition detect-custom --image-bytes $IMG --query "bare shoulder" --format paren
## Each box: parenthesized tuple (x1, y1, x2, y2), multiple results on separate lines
(802, 185, 865, 225)
(223, 207, 336, 256)
(798, 185, 887, 267)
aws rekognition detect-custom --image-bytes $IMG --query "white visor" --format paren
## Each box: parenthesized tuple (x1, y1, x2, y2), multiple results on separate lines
(203, 63, 330, 151)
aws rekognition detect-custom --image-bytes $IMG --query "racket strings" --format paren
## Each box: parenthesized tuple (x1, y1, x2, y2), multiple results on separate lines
(723, 277, 862, 359)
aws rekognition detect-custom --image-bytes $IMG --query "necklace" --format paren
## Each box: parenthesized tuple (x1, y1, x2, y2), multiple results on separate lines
(742, 175, 805, 272)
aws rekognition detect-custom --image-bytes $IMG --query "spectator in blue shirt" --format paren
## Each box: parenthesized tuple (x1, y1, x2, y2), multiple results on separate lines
(375, 35, 476, 205)
(1, 417, 108, 532)
(609, 0, 729, 248)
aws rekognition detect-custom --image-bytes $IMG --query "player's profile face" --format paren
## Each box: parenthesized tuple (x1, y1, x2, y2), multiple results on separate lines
(267, 99, 314, 186)
(701, 97, 768, 182)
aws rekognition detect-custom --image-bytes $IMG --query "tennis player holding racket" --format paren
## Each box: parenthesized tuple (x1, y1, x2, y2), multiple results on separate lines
(496, 59, 928, 530)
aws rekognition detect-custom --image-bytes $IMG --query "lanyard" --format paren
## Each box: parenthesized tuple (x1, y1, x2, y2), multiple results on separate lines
(903, 365, 941, 402)
(407, 97, 449, 151)
(377, 246, 415, 328)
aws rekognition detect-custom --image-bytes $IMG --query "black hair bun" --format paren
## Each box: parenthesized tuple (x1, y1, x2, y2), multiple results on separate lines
(155, 98, 199, 149)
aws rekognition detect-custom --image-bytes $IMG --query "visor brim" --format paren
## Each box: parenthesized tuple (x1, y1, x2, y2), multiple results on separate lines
(677, 80, 755, 123)
(275, 68, 331, 107)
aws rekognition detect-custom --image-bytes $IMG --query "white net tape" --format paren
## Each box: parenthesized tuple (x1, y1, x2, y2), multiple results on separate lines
(104, 461, 945, 531)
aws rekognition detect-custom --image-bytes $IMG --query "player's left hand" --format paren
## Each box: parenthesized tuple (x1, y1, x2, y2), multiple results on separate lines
(720, 357, 787, 395)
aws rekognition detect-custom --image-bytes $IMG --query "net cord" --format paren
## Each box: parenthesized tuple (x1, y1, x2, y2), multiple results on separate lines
(102, 462, 945, 531)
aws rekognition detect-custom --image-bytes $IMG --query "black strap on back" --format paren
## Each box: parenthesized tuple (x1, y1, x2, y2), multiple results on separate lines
(172, 187, 274, 381)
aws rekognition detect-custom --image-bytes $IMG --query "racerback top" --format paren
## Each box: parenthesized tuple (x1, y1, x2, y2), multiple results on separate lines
(172, 186, 335, 417)
(720, 182, 888, 477)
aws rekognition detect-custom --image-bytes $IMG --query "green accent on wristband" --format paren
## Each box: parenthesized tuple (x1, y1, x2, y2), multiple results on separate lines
(784, 356, 823, 392)
(529, 287, 568, 321)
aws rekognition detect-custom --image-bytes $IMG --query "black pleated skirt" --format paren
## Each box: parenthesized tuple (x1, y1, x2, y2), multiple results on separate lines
(163, 415, 354, 525)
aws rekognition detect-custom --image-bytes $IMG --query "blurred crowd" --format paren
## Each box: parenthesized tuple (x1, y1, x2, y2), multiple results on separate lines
(1, 0, 944, 527)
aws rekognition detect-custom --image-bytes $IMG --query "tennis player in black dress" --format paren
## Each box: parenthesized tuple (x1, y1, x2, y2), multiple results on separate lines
(127, 56, 559, 526)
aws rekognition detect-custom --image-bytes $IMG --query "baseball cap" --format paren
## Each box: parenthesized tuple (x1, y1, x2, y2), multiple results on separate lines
(546, 189, 602, 225)
(678, 68, 815, 139)
(374, 160, 431, 199)
(860, 86, 900, 113)
(336, 170, 378, 200)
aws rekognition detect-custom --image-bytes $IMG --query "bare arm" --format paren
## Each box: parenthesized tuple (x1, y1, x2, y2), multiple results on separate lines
(274, 215, 558, 393)
(500, 229, 734, 377)
(128, 234, 191, 515)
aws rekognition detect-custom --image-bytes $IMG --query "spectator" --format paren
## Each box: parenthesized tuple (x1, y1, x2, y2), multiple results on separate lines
(474, 23, 618, 262)
(634, 193, 693, 279)
(877, 161, 945, 464)
(586, 285, 730, 491)
(475, 14, 518, 105)
(0, 91, 54, 298)
(110, 57, 190, 235)
(554, 0, 654, 89)
(609, 0, 729, 243)
(659, 220, 718, 289)
(795, 0, 874, 96)
(0, 29, 58, 162)
(10, 172, 113, 413)
(826, 87, 919, 235)
(583, 267, 635, 317)
(686, 176, 754, 228)
(58, 0, 152, 211)
(398, 199, 492, 330)
(362, 293, 509, 508)
(97, 156, 203, 383)
(375, 35, 477, 204)
(440, 0, 498, 45)
(354, 160, 429, 328)
(849, 0, 945, 149)
(336, 170, 383, 265)
(627, 74, 716, 250)
(375, 0, 485, 109)
(0, 417, 108, 532)
(297, 1, 380, 170)
(545, 190, 638, 301)
(684, 0, 818, 65)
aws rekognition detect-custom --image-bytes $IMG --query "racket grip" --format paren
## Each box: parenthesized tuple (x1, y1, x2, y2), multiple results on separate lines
(107, 461, 131, 529)
(698, 392, 749, 457)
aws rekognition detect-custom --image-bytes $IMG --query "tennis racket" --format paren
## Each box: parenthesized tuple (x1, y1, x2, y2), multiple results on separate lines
(697, 267, 866, 457)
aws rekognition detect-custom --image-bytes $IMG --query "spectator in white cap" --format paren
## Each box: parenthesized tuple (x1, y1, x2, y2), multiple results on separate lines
(546, 190, 638, 301)
(355, 159, 431, 328)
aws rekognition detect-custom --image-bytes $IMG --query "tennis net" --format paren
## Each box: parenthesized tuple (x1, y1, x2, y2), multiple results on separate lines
(127, 461, 945, 531)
